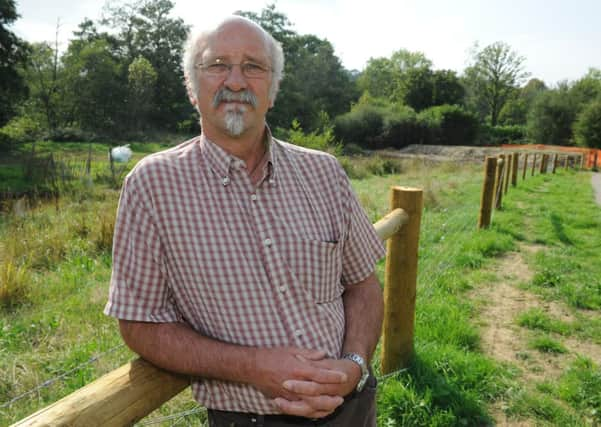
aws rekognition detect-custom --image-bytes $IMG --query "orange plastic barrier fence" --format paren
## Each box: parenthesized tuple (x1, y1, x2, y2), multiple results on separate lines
(501, 144, 600, 169)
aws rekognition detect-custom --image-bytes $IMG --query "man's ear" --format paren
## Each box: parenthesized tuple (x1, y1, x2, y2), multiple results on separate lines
(184, 73, 197, 106)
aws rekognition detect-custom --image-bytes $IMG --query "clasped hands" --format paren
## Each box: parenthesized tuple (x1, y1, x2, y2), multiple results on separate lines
(252, 347, 362, 419)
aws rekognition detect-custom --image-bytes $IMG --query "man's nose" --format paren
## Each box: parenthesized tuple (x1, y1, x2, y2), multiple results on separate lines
(223, 64, 248, 92)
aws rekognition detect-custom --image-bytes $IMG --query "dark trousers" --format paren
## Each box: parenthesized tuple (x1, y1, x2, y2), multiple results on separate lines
(208, 376, 377, 427)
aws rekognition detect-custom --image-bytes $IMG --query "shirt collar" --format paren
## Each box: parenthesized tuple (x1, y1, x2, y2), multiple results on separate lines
(199, 126, 277, 185)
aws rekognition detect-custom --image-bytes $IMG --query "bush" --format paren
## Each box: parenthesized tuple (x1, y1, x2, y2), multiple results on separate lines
(574, 99, 601, 148)
(276, 117, 341, 155)
(0, 115, 42, 150)
(478, 124, 527, 146)
(418, 105, 479, 146)
(334, 102, 422, 149)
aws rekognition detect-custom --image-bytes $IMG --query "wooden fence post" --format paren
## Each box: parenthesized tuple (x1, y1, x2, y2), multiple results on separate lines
(495, 156, 505, 209)
(565, 155, 570, 171)
(552, 153, 558, 173)
(540, 154, 547, 174)
(531, 153, 537, 176)
(381, 186, 423, 373)
(580, 154, 585, 170)
(504, 153, 512, 194)
(478, 157, 497, 229)
(522, 153, 528, 181)
(511, 152, 519, 186)
(594, 151, 599, 172)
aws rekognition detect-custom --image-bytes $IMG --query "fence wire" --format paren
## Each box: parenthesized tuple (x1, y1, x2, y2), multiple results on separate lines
(0, 344, 125, 410)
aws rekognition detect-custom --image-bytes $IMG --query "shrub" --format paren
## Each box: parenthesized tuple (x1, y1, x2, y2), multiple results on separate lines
(418, 105, 479, 146)
(479, 124, 527, 146)
(0, 115, 42, 150)
(334, 102, 421, 149)
(277, 117, 341, 155)
(574, 99, 601, 148)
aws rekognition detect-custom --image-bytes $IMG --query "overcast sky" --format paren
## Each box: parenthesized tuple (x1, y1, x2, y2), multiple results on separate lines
(11, 0, 601, 86)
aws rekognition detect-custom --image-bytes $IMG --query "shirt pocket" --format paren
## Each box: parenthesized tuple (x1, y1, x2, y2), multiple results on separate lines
(285, 238, 344, 303)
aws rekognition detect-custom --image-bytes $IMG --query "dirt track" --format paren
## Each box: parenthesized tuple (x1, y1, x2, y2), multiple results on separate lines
(592, 173, 601, 206)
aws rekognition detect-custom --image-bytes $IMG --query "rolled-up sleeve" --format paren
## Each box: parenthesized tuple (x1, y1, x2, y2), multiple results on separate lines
(336, 164, 386, 286)
(104, 173, 179, 322)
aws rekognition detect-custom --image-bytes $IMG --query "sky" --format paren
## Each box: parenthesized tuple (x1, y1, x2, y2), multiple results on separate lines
(10, 0, 601, 86)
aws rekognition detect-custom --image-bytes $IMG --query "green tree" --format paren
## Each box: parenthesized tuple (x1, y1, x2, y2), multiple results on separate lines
(61, 39, 124, 133)
(128, 55, 158, 131)
(499, 78, 546, 125)
(23, 42, 64, 132)
(102, 0, 190, 130)
(238, 5, 358, 131)
(357, 57, 396, 100)
(464, 41, 530, 126)
(527, 87, 576, 145)
(0, 0, 29, 126)
(431, 69, 465, 107)
(574, 98, 601, 148)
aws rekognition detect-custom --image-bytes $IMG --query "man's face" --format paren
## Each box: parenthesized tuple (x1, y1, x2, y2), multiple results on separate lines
(195, 20, 273, 139)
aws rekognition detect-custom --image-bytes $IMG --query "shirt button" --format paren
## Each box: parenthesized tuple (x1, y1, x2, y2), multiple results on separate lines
(264, 238, 272, 247)
(294, 329, 303, 337)
(250, 194, 257, 201)
(278, 285, 288, 293)
(222, 176, 230, 186)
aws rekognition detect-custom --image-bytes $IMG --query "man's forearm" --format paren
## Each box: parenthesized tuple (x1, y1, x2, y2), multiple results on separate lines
(119, 319, 256, 383)
(341, 272, 384, 362)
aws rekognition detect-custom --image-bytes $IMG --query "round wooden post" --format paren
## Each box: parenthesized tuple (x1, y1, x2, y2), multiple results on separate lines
(580, 154, 585, 170)
(381, 186, 423, 373)
(511, 152, 519, 186)
(540, 154, 547, 174)
(504, 153, 512, 194)
(531, 153, 537, 176)
(594, 151, 599, 171)
(552, 153, 558, 173)
(478, 157, 497, 229)
(522, 153, 528, 180)
(495, 156, 505, 209)
(565, 155, 570, 170)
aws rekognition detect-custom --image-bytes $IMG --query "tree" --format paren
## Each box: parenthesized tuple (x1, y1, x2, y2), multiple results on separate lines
(499, 78, 546, 126)
(238, 5, 358, 131)
(128, 55, 157, 130)
(0, 0, 29, 126)
(431, 69, 465, 107)
(23, 42, 64, 132)
(102, 0, 190, 130)
(527, 87, 577, 145)
(574, 98, 601, 148)
(464, 41, 530, 126)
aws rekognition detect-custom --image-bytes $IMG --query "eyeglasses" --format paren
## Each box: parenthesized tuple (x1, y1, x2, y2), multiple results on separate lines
(195, 59, 271, 79)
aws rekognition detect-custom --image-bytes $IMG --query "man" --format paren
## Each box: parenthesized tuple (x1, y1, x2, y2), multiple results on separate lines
(105, 16, 385, 426)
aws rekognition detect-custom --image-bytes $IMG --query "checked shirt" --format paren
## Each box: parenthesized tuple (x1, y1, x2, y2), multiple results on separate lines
(104, 131, 385, 414)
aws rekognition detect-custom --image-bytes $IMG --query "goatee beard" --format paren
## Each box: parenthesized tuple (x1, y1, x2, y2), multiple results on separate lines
(223, 104, 247, 136)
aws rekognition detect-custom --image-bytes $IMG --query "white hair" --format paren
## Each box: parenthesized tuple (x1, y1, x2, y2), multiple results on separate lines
(182, 16, 285, 108)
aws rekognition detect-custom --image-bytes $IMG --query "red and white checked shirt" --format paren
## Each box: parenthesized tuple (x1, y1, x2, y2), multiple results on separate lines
(104, 130, 385, 414)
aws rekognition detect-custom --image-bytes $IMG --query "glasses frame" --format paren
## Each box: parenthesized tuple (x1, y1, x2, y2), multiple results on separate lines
(195, 60, 272, 79)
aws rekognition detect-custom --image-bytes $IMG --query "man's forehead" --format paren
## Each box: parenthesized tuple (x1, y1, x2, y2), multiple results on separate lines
(202, 22, 269, 59)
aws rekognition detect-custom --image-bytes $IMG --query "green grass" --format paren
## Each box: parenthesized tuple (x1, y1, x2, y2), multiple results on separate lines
(1, 149, 600, 426)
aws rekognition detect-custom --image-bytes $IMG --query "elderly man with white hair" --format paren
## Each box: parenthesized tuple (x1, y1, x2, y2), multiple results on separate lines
(105, 15, 384, 427)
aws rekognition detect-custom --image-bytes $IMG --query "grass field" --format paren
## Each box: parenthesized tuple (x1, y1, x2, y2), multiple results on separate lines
(1, 144, 600, 426)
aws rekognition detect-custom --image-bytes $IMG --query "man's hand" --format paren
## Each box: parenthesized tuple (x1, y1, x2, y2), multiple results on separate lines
(272, 357, 362, 418)
(250, 347, 347, 403)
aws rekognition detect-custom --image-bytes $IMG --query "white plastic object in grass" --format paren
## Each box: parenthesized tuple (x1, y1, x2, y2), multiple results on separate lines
(110, 145, 133, 163)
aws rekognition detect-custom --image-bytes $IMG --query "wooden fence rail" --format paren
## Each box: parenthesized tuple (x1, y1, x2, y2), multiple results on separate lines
(13, 186, 424, 427)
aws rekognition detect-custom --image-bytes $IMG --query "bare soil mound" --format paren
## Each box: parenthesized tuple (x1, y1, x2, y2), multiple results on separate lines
(377, 144, 505, 163)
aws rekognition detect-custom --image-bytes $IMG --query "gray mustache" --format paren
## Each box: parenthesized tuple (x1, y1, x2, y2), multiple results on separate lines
(213, 89, 257, 108)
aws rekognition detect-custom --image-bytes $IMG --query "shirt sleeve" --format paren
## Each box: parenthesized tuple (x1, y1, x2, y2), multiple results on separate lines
(104, 172, 180, 322)
(336, 162, 386, 286)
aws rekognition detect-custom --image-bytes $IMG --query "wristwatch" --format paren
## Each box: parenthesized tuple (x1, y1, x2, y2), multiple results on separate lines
(341, 353, 369, 392)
